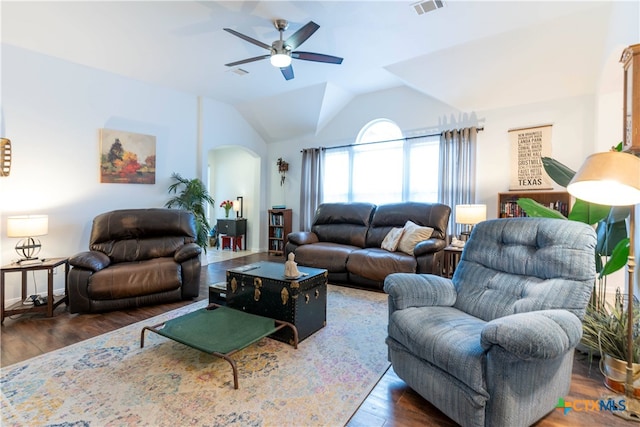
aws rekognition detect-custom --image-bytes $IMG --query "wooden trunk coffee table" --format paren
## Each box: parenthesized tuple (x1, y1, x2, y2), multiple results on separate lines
(225, 261, 328, 344)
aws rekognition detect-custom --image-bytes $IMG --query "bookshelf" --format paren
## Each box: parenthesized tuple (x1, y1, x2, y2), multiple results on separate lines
(498, 191, 571, 218)
(268, 209, 292, 256)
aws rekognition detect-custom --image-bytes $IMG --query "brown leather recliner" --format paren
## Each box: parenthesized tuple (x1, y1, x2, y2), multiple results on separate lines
(68, 208, 201, 313)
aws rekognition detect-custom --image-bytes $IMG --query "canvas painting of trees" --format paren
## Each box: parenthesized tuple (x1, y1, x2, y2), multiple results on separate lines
(100, 129, 156, 184)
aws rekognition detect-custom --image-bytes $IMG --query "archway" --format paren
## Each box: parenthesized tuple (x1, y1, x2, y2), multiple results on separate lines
(208, 146, 261, 254)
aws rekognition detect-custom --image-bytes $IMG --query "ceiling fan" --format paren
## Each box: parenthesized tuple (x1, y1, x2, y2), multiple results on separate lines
(223, 19, 343, 81)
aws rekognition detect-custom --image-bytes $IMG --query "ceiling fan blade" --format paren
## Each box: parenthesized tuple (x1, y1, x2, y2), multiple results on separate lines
(225, 55, 270, 67)
(280, 65, 294, 81)
(292, 51, 343, 64)
(285, 21, 320, 50)
(223, 28, 271, 50)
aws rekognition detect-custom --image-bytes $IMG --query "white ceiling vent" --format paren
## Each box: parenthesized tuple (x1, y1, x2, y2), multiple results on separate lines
(412, 0, 444, 15)
(228, 68, 249, 76)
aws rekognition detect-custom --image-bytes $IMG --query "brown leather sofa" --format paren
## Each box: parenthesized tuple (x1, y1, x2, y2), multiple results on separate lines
(285, 202, 451, 290)
(68, 208, 202, 313)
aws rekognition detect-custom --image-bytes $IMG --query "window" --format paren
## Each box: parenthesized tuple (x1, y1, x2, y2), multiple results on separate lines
(323, 119, 439, 204)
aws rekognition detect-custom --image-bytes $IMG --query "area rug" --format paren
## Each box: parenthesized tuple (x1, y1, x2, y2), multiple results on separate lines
(1, 285, 390, 426)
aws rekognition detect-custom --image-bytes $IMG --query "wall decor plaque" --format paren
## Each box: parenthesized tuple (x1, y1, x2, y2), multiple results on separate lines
(508, 125, 553, 191)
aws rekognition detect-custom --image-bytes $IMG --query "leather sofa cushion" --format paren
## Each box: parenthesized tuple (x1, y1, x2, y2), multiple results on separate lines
(88, 257, 181, 300)
(347, 248, 416, 282)
(366, 202, 451, 247)
(294, 242, 358, 273)
(312, 203, 375, 247)
(388, 305, 487, 394)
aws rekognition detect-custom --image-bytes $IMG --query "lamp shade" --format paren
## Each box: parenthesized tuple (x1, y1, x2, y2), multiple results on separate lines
(233, 200, 241, 212)
(455, 204, 487, 225)
(7, 215, 48, 237)
(567, 151, 640, 206)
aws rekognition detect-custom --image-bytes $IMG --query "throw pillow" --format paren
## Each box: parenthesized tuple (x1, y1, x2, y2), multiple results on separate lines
(381, 227, 405, 252)
(398, 220, 434, 255)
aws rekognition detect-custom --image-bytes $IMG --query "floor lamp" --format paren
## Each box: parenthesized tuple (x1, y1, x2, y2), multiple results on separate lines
(567, 151, 640, 419)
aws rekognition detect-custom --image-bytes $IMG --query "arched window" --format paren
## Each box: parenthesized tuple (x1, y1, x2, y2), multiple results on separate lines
(323, 119, 439, 204)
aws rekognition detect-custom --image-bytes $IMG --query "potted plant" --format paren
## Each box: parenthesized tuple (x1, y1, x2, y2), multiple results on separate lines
(581, 293, 640, 396)
(165, 172, 214, 252)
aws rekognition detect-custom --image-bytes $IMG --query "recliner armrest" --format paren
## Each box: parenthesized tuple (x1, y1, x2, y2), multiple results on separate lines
(481, 309, 582, 360)
(175, 243, 202, 263)
(287, 231, 319, 245)
(69, 251, 111, 272)
(413, 238, 446, 257)
(383, 273, 456, 312)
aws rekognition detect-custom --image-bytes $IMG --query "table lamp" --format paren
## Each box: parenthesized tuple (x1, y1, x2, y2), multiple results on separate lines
(567, 151, 640, 420)
(7, 215, 49, 262)
(455, 204, 487, 240)
(234, 196, 243, 218)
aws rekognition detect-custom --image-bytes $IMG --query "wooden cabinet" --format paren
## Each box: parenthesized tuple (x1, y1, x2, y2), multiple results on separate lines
(268, 209, 292, 256)
(498, 191, 571, 218)
(621, 44, 640, 153)
(217, 218, 246, 237)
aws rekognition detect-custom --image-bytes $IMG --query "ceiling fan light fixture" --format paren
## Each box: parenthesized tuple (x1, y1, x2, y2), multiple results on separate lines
(270, 52, 291, 68)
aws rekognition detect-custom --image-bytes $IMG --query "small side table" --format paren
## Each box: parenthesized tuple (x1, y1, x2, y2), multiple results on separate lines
(443, 246, 463, 278)
(217, 218, 247, 251)
(1, 257, 69, 323)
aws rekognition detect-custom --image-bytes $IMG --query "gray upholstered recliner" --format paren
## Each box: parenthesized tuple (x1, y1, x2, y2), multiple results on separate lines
(384, 218, 596, 427)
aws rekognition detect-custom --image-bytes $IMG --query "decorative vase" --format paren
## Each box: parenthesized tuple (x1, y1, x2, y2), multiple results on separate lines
(224, 208, 230, 218)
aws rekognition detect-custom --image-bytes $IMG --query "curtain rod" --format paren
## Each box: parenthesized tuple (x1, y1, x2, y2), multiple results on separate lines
(302, 127, 484, 152)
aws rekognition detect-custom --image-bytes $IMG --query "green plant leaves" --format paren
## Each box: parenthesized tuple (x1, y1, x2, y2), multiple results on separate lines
(596, 207, 631, 255)
(165, 172, 215, 252)
(582, 301, 640, 363)
(541, 157, 575, 188)
(599, 238, 630, 278)
(567, 199, 610, 224)
(515, 198, 567, 219)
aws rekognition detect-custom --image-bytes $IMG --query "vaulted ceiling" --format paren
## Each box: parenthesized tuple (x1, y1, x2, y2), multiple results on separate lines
(2, 1, 618, 143)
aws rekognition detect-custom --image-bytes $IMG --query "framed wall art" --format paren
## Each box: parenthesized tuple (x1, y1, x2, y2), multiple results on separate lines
(99, 128, 156, 184)
(508, 124, 553, 191)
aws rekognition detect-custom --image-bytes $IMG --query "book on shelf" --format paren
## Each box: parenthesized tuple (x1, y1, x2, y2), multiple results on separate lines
(270, 213, 284, 226)
(499, 199, 568, 218)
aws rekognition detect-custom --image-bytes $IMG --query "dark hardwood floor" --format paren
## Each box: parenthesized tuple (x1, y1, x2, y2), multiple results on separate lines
(1, 252, 632, 426)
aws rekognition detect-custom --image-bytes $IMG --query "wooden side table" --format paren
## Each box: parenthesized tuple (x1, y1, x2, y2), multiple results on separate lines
(217, 218, 247, 251)
(1, 257, 69, 323)
(443, 246, 463, 278)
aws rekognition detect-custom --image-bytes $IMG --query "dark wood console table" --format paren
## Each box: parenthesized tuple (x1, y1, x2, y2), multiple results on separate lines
(217, 218, 247, 251)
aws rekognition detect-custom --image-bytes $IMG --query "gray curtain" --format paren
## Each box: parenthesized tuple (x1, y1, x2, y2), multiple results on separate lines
(299, 148, 324, 231)
(438, 127, 478, 237)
